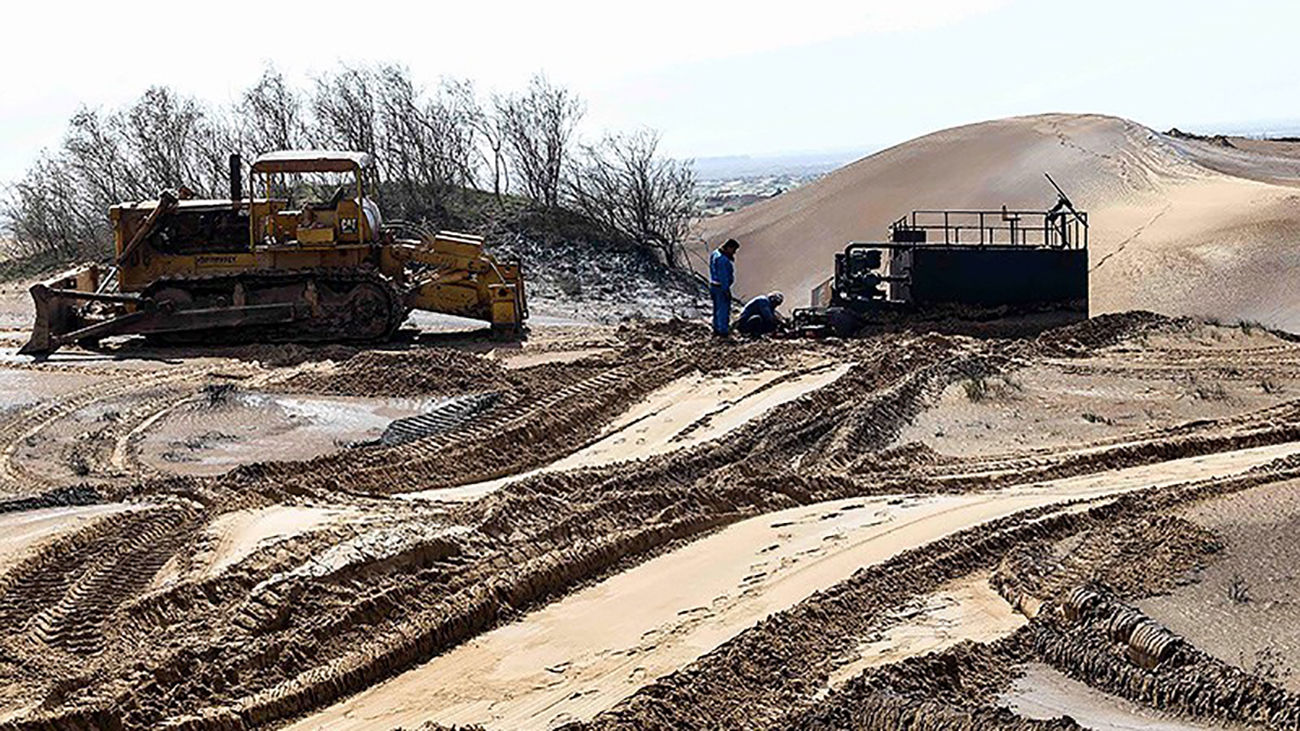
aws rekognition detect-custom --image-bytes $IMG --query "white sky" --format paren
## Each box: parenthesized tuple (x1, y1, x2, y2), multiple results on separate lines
(2, 0, 1298, 181)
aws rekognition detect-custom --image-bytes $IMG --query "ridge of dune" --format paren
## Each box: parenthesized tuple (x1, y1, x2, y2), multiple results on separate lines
(695, 113, 1300, 331)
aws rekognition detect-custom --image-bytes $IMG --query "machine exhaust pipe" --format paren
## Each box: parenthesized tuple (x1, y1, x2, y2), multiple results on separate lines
(229, 153, 242, 202)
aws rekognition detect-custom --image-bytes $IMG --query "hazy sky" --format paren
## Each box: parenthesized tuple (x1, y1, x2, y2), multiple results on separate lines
(2, 0, 1297, 181)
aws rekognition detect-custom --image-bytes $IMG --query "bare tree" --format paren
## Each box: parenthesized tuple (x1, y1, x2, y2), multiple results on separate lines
(473, 93, 511, 201)
(431, 78, 482, 190)
(62, 108, 134, 208)
(370, 65, 481, 219)
(3, 153, 93, 259)
(309, 66, 379, 156)
(192, 106, 240, 196)
(119, 87, 214, 194)
(567, 130, 696, 267)
(372, 64, 434, 216)
(239, 66, 306, 154)
(3, 63, 696, 275)
(4, 85, 239, 264)
(498, 74, 584, 210)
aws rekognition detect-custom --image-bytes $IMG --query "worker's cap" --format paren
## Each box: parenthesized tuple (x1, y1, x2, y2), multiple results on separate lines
(722, 238, 740, 250)
(768, 291, 784, 306)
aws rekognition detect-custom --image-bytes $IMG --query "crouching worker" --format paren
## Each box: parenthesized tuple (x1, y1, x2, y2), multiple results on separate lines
(709, 239, 740, 337)
(736, 291, 785, 337)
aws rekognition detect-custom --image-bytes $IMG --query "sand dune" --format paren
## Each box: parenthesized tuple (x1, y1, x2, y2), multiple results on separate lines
(695, 114, 1300, 331)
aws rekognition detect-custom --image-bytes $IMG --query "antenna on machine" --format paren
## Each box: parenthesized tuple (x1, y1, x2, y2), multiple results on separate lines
(1044, 172, 1087, 247)
(1044, 172, 1081, 219)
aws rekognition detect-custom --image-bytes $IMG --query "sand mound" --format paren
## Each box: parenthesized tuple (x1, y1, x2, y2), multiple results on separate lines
(696, 114, 1300, 332)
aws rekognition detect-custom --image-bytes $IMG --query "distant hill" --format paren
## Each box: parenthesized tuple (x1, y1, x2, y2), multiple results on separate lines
(692, 149, 876, 181)
(694, 114, 1300, 331)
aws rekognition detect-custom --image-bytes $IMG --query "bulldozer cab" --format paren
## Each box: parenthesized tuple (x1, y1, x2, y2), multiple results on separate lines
(249, 151, 382, 248)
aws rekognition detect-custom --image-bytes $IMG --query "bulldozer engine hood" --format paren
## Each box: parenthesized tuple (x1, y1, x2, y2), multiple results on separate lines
(112, 199, 249, 215)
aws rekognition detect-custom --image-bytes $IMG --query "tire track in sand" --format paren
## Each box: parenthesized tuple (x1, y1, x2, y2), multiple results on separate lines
(290, 439, 1300, 731)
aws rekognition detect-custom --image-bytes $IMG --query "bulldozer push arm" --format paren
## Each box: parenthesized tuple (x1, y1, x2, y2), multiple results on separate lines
(382, 231, 527, 335)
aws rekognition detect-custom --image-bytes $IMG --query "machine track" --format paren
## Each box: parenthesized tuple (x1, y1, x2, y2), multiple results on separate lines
(0, 505, 194, 656)
(378, 392, 503, 447)
(143, 267, 408, 346)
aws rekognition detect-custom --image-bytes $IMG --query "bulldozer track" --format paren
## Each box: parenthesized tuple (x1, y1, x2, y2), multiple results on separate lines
(144, 267, 409, 345)
(257, 359, 690, 496)
(378, 392, 503, 447)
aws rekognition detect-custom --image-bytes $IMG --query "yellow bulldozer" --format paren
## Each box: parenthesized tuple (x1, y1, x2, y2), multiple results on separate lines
(20, 150, 526, 355)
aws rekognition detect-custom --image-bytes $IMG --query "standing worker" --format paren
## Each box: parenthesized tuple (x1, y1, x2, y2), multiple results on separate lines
(709, 239, 740, 337)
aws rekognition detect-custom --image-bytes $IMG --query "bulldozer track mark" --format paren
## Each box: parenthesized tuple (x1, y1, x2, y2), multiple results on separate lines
(5, 315, 1300, 728)
(270, 360, 689, 497)
(377, 392, 502, 447)
(110, 397, 196, 478)
(591, 457, 1300, 731)
(0, 504, 195, 658)
(0, 365, 237, 495)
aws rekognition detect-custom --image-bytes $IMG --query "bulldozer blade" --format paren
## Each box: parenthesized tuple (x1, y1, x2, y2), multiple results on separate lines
(19, 283, 63, 356)
(19, 265, 105, 356)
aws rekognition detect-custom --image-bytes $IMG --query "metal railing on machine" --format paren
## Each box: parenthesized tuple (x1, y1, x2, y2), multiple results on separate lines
(885, 173, 1089, 250)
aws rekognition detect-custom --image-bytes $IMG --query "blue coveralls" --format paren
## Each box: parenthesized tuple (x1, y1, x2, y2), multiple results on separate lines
(736, 295, 778, 336)
(709, 249, 735, 336)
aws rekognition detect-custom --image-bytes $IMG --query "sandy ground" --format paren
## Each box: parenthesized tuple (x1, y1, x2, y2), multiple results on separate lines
(0, 369, 97, 413)
(1140, 477, 1300, 693)
(2, 315, 1300, 729)
(400, 363, 851, 502)
(696, 114, 1300, 331)
(828, 570, 1025, 683)
(135, 392, 433, 477)
(3, 109, 1300, 731)
(0, 280, 34, 332)
(150, 505, 352, 589)
(293, 493, 1040, 731)
(1003, 663, 1233, 730)
(551, 365, 850, 465)
(292, 440, 1299, 730)
(900, 350, 1298, 459)
(496, 347, 615, 370)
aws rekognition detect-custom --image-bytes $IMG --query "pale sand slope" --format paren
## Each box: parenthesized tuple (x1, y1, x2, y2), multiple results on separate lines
(1139, 476, 1300, 694)
(149, 505, 351, 590)
(827, 570, 1026, 686)
(291, 439, 1300, 731)
(695, 114, 1300, 331)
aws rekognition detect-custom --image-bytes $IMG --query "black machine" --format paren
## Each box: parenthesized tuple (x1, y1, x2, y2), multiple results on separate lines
(794, 175, 1089, 336)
